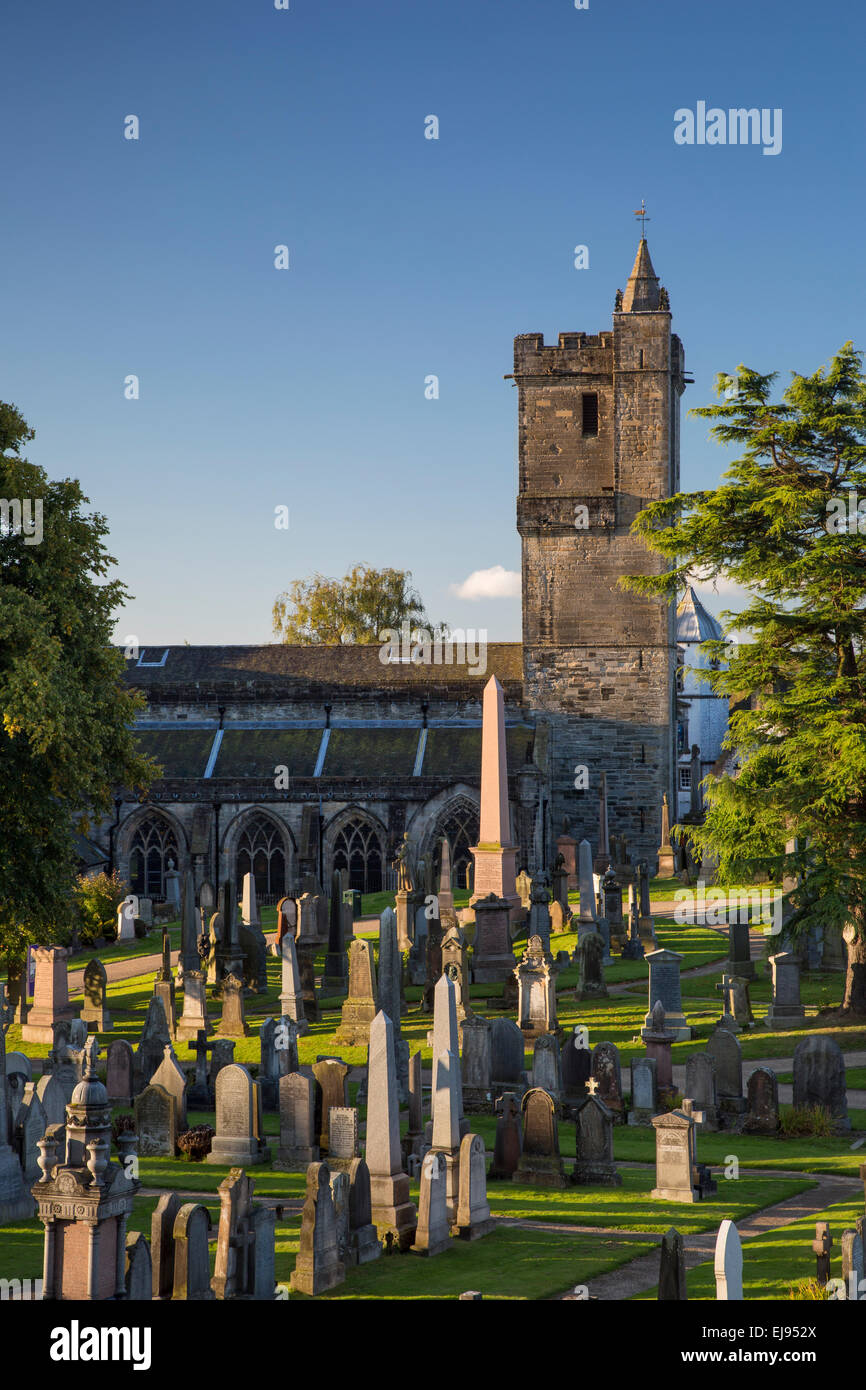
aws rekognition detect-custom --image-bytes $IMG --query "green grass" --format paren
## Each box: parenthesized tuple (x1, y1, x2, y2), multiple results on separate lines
(775, 1066, 866, 1089)
(610, 1112, 866, 1175)
(633, 1190, 866, 1300)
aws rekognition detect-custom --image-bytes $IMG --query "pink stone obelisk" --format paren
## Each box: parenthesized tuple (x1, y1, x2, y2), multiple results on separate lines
(469, 676, 520, 914)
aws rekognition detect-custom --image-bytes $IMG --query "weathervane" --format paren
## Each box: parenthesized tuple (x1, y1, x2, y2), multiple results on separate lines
(633, 199, 650, 238)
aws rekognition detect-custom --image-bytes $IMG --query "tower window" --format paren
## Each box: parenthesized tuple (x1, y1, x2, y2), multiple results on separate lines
(582, 393, 599, 436)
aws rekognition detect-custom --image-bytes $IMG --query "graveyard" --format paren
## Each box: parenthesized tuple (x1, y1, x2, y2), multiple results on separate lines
(2, 700, 864, 1304)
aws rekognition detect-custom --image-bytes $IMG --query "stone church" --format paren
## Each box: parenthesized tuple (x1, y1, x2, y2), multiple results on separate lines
(94, 240, 726, 904)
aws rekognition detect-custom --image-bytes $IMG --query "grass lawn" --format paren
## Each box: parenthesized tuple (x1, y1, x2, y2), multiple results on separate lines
(633, 1190, 866, 1300)
(610, 1115, 866, 1176)
(775, 1066, 866, 1089)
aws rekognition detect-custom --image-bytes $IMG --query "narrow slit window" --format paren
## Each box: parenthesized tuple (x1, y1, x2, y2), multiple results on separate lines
(582, 392, 599, 436)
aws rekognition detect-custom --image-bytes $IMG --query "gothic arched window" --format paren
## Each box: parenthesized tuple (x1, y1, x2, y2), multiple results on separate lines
(236, 814, 287, 904)
(434, 802, 479, 890)
(128, 814, 179, 900)
(332, 817, 384, 895)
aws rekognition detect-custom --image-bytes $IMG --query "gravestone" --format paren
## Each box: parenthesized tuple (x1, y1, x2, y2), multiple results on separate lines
(430, 1049, 462, 1221)
(706, 1028, 746, 1121)
(766, 951, 806, 1028)
(714, 1219, 743, 1300)
(175, 970, 210, 1043)
(153, 930, 177, 1037)
(516, 869, 532, 909)
(792, 1035, 850, 1132)
(279, 929, 309, 1034)
(125, 1232, 153, 1301)
(21, 947, 76, 1043)
(327, 1106, 360, 1172)
(312, 1058, 350, 1153)
(577, 838, 596, 925)
(151, 1191, 183, 1300)
(643, 1000, 675, 1093)
(527, 873, 553, 956)
(425, 972, 466, 1141)
(628, 1057, 658, 1127)
(642, 949, 690, 1040)
(513, 1088, 566, 1188)
(490, 1017, 527, 1099)
(258, 1016, 299, 1111)
(135, 997, 173, 1091)
(561, 1027, 592, 1102)
(274, 1072, 319, 1170)
(683, 1053, 719, 1131)
(658, 1227, 687, 1300)
(290, 1162, 346, 1294)
(206, 1064, 270, 1166)
(531, 1034, 563, 1102)
(413, 1149, 451, 1256)
(335, 939, 378, 1045)
(573, 1095, 621, 1185)
(726, 917, 755, 980)
(134, 1083, 177, 1157)
(472, 894, 515, 983)
(651, 1110, 717, 1203)
(240, 872, 268, 992)
(81, 959, 111, 1032)
(180, 870, 201, 978)
(743, 1066, 780, 1135)
(489, 1091, 522, 1179)
(329, 1168, 351, 1264)
(455, 1132, 495, 1239)
(209, 1038, 235, 1093)
(576, 931, 607, 1000)
(15, 1086, 48, 1183)
(441, 926, 469, 1022)
(211, 1168, 273, 1300)
(461, 1013, 492, 1111)
(841, 1228, 864, 1300)
(35, 1072, 67, 1128)
(365, 1011, 417, 1250)
(813, 1221, 833, 1286)
(217, 973, 249, 1037)
(323, 870, 350, 991)
(404, 1048, 424, 1159)
(116, 898, 137, 943)
(151, 1044, 188, 1137)
(347, 1157, 381, 1266)
(716, 974, 753, 1032)
(590, 1041, 623, 1121)
(515, 935, 557, 1038)
(172, 1203, 215, 1300)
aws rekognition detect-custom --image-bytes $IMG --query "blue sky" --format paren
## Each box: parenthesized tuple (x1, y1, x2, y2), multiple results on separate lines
(2, 0, 863, 643)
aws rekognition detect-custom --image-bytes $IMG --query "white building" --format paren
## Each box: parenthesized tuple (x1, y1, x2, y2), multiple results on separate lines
(676, 587, 729, 819)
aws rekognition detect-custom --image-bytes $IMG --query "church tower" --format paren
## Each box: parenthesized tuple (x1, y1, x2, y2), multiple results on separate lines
(515, 239, 687, 864)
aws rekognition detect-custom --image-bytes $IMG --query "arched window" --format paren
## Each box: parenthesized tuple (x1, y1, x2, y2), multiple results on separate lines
(128, 814, 179, 900)
(434, 802, 479, 890)
(332, 817, 384, 895)
(236, 815, 287, 905)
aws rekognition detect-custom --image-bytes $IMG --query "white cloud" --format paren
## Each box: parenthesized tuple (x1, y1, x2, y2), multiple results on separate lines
(450, 565, 521, 600)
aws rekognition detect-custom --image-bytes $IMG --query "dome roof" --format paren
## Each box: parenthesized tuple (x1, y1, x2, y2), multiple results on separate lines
(677, 586, 723, 643)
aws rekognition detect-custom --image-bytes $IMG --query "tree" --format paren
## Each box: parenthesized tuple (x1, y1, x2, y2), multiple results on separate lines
(272, 563, 432, 644)
(0, 401, 155, 969)
(623, 343, 866, 1014)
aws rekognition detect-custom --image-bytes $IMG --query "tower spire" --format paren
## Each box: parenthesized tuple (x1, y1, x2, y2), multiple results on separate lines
(621, 237, 662, 313)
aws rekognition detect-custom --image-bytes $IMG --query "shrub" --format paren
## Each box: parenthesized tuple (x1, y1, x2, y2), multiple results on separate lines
(177, 1126, 215, 1162)
(779, 1105, 835, 1138)
(73, 870, 129, 946)
(787, 1278, 829, 1300)
(660, 1090, 684, 1113)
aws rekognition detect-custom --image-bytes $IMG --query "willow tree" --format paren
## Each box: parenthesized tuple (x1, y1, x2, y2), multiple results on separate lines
(624, 343, 866, 1014)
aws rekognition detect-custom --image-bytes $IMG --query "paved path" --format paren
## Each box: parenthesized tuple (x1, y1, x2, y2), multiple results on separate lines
(543, 1169, 861, 1300)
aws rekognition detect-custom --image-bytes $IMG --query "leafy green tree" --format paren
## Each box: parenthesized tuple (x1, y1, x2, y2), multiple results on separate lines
(273, 563, 432, 644)
(0, 401, 155, 969)
(73, 869, 129, 946)
(624, 343, 866, 1014)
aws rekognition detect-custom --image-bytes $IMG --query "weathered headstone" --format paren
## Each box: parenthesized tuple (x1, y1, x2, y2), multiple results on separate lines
(15, 1086, 48, 1183)
(461, 1012, 492, 1111)
(206, 1064, 270, 1166)
(531, 1033, 563, 1102)
(275, 1072, 319, 1171)
(590, 1041, 623, 1121)
(642, 949, 690, 1040)
(561, 1027, 591, 1101)
(365, 1011, 417, 1249)
(651, 1110, 717, 1203)
(211, 1167, 271, 1299)
(455, 1132, 495, 1239)
(217, 973, 249, 1037)
(135, 996, 173, 1091)
(335, 938, 378, 1045)
(258, 1016, 299, 1111)
(21, 947, 76, 1043)
(573, 1095, 621, 1185)
(81, 959, 111, 1032)
(515, 935, 557, 1038)
(792, 1035, 850, 1132)
(312, 1057, 350, 1153)
(766, 951, 806, 1028)
(134, 1083, 177, 1157)
(643, 1000, 675, 1093)
(576, 931, 607, 1000)
(125, 1231, 153, 1301)
(413, 1149, 451, 1256)
(513, 1088, 566, 1188)
(327, 1106, 360, 1172)
(743, 1066, 780, 1135)
(35, 1072, 67, 1129)
(151, 1044, 188, 1137)
(290, 1162, 346, 1294)
(347, 1156, 381, 1265)
(489, 1091, 522, 1179)
(323, 870, 350, 991)
(628, 1056, 658, 1126)
(490, 1017, 526, 1099)
(151, 1191, 183, 1299)
(176, 969, 210, 1043)
(683, 1053, 719, 1131)
(706, 1028, 746, 1121)
(658, 1227, 687, 1300)
(172, 1202, 215, 1300)
(472, 894, 515, 983)
(279, 928, 309, 1034)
